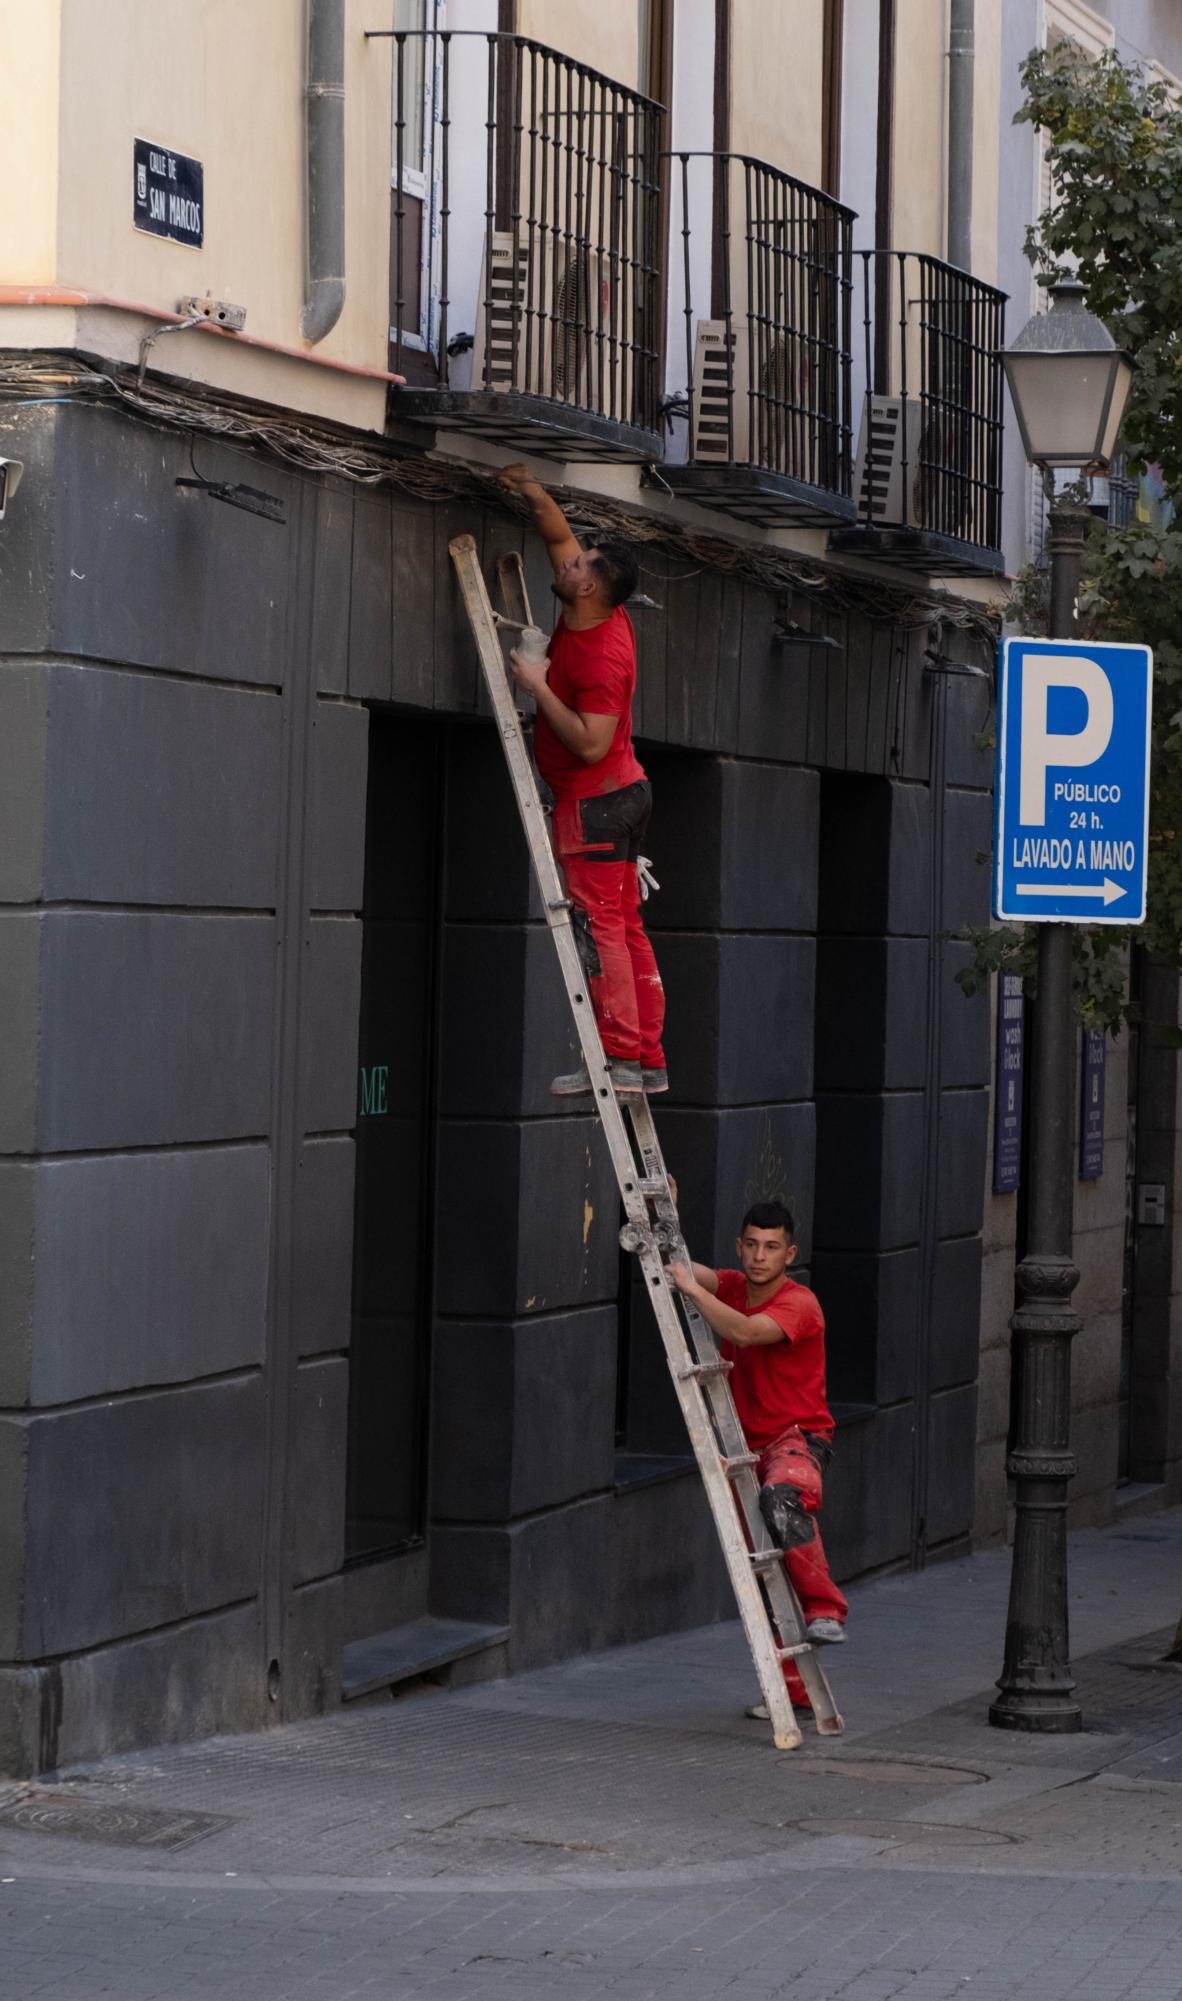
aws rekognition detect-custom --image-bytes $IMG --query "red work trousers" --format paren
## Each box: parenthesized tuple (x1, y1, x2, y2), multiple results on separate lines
(757, 1424, 848, 1707)
(552, 788, 666, 1068)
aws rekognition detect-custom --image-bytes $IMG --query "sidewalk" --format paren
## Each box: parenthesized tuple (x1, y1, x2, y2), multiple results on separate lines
(0, 1508, 1179, 2000)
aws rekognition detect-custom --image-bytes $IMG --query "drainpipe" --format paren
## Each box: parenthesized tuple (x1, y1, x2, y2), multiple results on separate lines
(303, 0, 346, 343)
(947, 0, 973, 271)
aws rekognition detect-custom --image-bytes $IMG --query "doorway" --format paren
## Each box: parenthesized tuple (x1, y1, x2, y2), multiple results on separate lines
(345, 712, 445, 1630)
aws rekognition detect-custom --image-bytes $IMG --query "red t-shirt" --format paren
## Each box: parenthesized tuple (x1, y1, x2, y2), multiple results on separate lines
(533, 606, 646, 802)
(715, 1271, 833, 1449)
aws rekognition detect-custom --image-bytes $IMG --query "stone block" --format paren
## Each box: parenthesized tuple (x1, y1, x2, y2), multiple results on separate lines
(49, 406, 291, 684)
(820, 777, 932, 938)
(299, 917, 362, 1134)
(431, 1476, 731, 1669)
(657, 933, 815, 1107)
(0, 1601, 266, 1779)
(0, 914, 40, 1152)
(308, 699, 368, 913)
(438, 924, 575, 1119)
(0, 1145, 270, 1406)
(294, 1137, 355, 1360)
(941, 790, 993, 931)
(26, 913, 275, 1152)
(814, 1091, 925, 1251)
(37, 664, 282, 908)
(930, 1234, 983, 1391)
(823, 1403, 914, 1576)
(618, 1269, 691, 1455)
(0, 664, 48, 902)
(810, 1246, 920, 1406)
(431, 1307, 617, 1522)
(657, 1102, 816, 1269)
(282, 1576, 343, 1721)
(291, 1359, 348, 1586)
(935, 1090, 989, 1240)
(645, 757, 819, 933)
(434, 1116, 620, 1318)
(941, 941, 990, 1089)
(814, 937, 929, 1093)
(0, 1377, 265, 1659)
(443, 724, 539, 924)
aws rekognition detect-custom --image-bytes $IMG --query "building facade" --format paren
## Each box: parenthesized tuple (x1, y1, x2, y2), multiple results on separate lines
(6, 0, 1166, 1777)
(974, 0, 1182, 1551)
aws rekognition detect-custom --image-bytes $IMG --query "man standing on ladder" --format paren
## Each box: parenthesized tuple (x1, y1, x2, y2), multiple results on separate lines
(670, 1199, 848, 1718)
(499, 463, 667, 1100)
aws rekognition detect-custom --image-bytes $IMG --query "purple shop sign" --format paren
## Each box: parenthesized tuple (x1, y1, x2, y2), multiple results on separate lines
(994, 972, 1025, 1195)
(1080, 1030, 1106, 1181)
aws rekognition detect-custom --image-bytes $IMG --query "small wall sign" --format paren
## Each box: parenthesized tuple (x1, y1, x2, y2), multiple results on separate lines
(133, 138, 204, 247)
(1079, 1030, 1105, 1181)
(993, 972, 1025, 1195)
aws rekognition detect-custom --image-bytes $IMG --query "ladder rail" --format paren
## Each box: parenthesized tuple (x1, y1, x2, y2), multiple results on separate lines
(449, 533, 843, 1748)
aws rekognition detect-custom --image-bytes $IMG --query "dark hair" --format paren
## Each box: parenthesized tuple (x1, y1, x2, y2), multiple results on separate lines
(588, 541, 640, 609)
(741, 1200, 795, 1241)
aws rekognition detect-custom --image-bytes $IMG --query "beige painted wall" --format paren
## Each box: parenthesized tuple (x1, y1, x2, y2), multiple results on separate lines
(12, 0, 392, 382)
(729, 0, 824, 185)
(891, 0, 946, 257)
(1, 0, 63, 284)
(970, 0, 1001, 284)
(517, 0, 641, 89)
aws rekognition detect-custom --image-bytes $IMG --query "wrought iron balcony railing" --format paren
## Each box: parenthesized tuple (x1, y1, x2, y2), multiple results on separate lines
(657, 152, 856, 527)
(368, 28, 665, 462)
(829, 250, 1007, 574)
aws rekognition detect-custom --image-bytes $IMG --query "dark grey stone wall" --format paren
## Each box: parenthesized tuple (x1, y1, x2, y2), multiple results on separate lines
(0, 396, 997, 1770)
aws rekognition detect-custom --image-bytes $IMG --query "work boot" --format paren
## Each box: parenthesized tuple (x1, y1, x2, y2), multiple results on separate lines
(642, 1067, 669, 1095)
(805, 1618, 846, 1646)
(759, 1482, 815, 1551)
(745, 1695, 812, 1720)
(550, 1059, 644, 1098)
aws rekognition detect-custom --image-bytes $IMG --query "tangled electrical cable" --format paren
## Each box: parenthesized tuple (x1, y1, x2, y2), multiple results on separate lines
(0, 351, 1003, 653)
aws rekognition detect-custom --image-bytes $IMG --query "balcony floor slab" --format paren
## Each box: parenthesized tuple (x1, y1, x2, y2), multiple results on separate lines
(388, 387, 663, 466)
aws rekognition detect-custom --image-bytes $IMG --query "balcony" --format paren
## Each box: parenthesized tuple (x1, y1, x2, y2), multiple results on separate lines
(828, 251, 1007, 577)
(375, 29, 664, 463)
(657, 152, 857, 529)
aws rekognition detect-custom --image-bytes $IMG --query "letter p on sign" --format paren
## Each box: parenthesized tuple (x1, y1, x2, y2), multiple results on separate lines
(1019, 654, 1114, 826)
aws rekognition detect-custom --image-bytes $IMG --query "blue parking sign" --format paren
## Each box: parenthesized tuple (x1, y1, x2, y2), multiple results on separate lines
(994, 637, 1153, 925)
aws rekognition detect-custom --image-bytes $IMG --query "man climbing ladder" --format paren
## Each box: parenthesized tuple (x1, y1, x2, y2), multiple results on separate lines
(497, 464, 667, 1100)
(449, 526, 843, 1750)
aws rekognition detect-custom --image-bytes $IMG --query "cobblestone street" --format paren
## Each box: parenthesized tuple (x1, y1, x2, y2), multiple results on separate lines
(0, 1512, 1179, 1999)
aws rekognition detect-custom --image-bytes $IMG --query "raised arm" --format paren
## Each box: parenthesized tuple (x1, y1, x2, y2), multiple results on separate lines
(498, 464, 581, 576)
(666, 1266, 784, 1346)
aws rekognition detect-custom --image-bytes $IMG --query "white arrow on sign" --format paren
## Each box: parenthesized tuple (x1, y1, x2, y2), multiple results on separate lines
(1014, 878, 1126, 906)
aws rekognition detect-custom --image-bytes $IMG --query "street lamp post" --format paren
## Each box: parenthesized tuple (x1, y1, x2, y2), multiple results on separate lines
(990, 281, 1134, 1733)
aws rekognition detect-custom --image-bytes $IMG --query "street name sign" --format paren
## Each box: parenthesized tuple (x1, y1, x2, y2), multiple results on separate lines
(994, 636, 1152, 925)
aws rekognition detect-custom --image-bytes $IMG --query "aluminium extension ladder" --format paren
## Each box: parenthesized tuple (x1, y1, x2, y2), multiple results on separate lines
(449, 533, 843, 1750)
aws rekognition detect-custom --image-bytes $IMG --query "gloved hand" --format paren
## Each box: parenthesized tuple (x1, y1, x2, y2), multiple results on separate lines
(637, 855, 660, 902)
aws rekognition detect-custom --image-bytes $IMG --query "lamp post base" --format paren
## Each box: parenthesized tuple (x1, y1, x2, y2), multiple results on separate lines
(988, 1691, 1083, 1733)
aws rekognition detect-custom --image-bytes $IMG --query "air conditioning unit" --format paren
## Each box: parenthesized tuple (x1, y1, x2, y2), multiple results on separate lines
(852, 395, 968, 536)
(690, 318, 808, 469)
(471, 230, 619, 407)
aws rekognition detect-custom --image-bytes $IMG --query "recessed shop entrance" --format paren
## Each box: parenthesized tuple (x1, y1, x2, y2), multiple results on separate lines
(343, 712, 444, 1640)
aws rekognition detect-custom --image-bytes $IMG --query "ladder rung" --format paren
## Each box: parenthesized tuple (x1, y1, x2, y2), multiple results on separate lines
(750, 1549, 782, 1573)
(677, 1359, 733, 1382)
(720, 1452, 759, 1475)
(637, 1177, 666, 1197)
(777, 1642, 814, 1660)
(547, 898, 572, 912)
